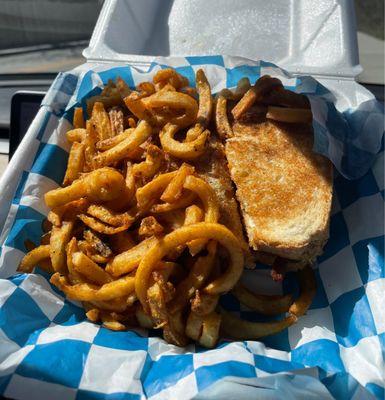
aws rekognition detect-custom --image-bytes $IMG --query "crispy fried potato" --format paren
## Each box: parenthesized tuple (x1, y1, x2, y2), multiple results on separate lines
(235, 77, 251, 98)
(221, 310, 296, 340)
(48, 198, 89, 226)
(136, 171, 177, 210)
(150, 191, 196, 214)
(184, 205, 204, 226)
(83, 230, 112, 258)
(217, 88, 237, 100)
(86, 204, 134, 228)
(157, 83, 177, 93)
(183, 176, 219, 223)
(116, 77, 131, 99)
(109, 108, 124, 136)
(183, 175, 220, 254)
(50, 221, 74, 273)
(231, 75, 282, 120)
(160, 163, 194, 203)
(73, 107, 85, 129)
(196, 69, 213, 128)
(127, 117, 137, 128)
(78, 214, 130, 235)
(289, 265, 316, 317)
(18, 245, 51, 273)
(124, 91, 155, 122)
(94, 121, 152, 167)
(84, 120, 98, 171)
(66, 128, 86, 143)
(147, 277, 188, 346)
(106, 236, 158, 277)
(45, 168, 125, 208)
(72, 251, 112, 285)
(51, 273, 135, 301)
(66, 238, 84, 284)
(191, 291, 219, 316)
(153, 68, 189, 90)
(132, 144, 164, 181)
(138, 81, 156, 96)
(78, 240, 110, 264)
(86, 93, 122, 118)
(141, 91, 198, 128)
(90, 297, 131, 312)
(232, 283, 293, 315)
(266, 106, 312, 123)
(92, 102, 114, 140)
(169, 240, 217, 314)
(138, 216, 164, 237)
(136, 223, 244, 311)
(102, 161, 137, 211)
(86, 308, 100, 322)
(96, 129, 134, 151)
(185, 124, 204, 142)
(101, 79, 116, 96)
(262, 86, 310, 109)
(63, 142, 85, 186)
(159, 123, 209, 160)
(101, 315, 127, 331)
(215, 96, 233, 139)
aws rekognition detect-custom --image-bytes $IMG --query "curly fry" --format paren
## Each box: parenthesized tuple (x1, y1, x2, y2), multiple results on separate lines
(196, 69, 213, 127)
(50, 273, 135, 301)
(135, 223, 244, 311)
(160, 163, 194, 203)
(18, 245, 51, 273)
(94, 120, 152, 168)
(215, 96, 233, 139)
(221, 310, 296, 340)
(159, 123, 209, 160)
(86, 204, 134, 227)
(153, 68, 189, 90)
(141, 91, 198, 128)
(78, 214, 130, 235)
(231, 75, 282, 120)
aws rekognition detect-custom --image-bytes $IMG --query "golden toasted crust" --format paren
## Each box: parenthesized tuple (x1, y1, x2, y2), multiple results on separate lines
(225, 120, 333, 261)
(193, 137, 254, 267)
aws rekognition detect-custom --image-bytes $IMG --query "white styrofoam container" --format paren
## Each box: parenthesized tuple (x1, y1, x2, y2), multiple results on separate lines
(84, 0, 362, 79)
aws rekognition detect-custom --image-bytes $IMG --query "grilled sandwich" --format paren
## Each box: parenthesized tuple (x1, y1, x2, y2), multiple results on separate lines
(216, 77, 333, 272)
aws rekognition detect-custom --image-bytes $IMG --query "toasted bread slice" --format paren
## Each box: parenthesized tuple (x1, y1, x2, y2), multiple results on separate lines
(225, 120, 333, 261)
(193, 137, 254, 267)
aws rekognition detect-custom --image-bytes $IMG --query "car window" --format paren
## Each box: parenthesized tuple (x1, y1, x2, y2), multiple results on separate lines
(0, 0, 103, 74)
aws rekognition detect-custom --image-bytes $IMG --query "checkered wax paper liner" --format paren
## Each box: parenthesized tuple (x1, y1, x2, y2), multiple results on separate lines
(0, 56, 383, 400)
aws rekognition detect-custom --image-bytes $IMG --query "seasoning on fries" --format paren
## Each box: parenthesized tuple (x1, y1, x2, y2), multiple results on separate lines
(19, 68, 319, 348)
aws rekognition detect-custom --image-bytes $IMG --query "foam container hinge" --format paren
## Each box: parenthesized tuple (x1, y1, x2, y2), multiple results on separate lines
(84, 0, 361, 79)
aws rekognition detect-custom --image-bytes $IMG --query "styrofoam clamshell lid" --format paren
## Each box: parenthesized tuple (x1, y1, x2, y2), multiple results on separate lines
(84, 0, 362, 78)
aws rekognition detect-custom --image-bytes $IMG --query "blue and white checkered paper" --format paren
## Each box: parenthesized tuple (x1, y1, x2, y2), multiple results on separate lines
(0, 56, 383, 400)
